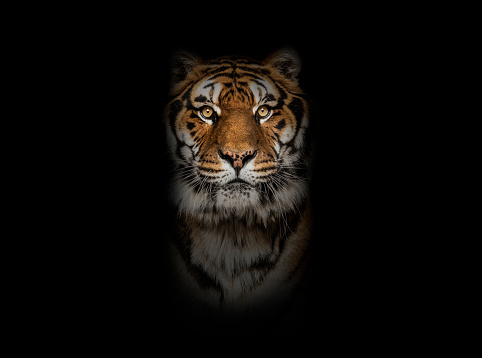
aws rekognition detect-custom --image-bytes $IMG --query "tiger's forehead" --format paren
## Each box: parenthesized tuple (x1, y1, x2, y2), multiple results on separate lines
(191, 62, 278, 109)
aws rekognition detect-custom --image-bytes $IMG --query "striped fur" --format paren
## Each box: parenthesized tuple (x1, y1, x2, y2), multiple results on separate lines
(163, 49, 313, 317)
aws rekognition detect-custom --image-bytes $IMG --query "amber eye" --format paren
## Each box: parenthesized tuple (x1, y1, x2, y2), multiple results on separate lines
(256, 105, 271, 120)
(200, 106, 214, 119)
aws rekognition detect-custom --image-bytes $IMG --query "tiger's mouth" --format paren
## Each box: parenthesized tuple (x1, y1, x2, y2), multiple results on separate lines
(223, 178, 256, 192)
(226, 178, 251, 185)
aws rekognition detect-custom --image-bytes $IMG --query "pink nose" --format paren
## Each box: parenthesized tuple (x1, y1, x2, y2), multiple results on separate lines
(218, 149, 257, 174)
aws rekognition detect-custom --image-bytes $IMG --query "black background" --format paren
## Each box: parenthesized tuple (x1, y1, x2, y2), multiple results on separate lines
(69, 19, 423, 342)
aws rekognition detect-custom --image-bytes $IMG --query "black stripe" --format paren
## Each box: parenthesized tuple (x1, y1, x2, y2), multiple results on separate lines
(194, 95, 207, 102)
(246, 201, 307, 283)
(271, 82, 287, 109)
(175, 220, 224, 294)
(235, 59, 261, 65)
(274, 119, 286, 130)
(285, 96, 306, 146)
(253, 80, 267, 90)
(252, 167, 277, 172)
(271, 129, 280, 141)
(269, 144, 279, 159)
(206, 66, 233, 76)
(238, 72, 264, 81)
(288, 97, 304, 122)
(208, 59, 235, 65)
(182, 85, 196, 111)
(237, 66, 263, 74)
(249, 255, 276, 275)
(207, 72, 234, 81)
(196, 139, 205, 154)
(198, 167, 224, 173)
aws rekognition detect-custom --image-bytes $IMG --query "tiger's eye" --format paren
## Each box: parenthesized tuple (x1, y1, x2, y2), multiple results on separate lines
(257, 105, 270, 118)
(201, 106, 214, 118)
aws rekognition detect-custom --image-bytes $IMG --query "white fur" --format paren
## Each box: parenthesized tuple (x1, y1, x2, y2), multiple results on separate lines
(193, 80, 222, 116)
(250, 80, 278, 120)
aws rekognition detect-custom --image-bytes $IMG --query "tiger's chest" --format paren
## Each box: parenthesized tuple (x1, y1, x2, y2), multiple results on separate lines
(169, 215, 309, 312)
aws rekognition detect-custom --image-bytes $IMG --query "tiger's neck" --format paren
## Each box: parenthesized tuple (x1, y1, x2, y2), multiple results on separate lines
(173, 200, 311, 308)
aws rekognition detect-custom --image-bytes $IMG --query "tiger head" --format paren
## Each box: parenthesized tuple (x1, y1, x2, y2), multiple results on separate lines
(164, 49, 311, 225)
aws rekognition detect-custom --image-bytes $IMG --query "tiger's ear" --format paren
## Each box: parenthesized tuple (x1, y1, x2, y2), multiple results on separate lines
(170, 51, 202, 87)
(265, 48, 301, 84)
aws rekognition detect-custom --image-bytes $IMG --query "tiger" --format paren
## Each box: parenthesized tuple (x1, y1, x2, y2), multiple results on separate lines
(162, 48, 315, 331)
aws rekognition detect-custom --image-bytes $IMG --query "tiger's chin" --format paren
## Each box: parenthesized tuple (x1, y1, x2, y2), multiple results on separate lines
(215, 182, 260, 211)
(170, 179, 269, 225)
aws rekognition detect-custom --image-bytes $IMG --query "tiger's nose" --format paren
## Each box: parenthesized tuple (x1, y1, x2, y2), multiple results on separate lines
(218, 149, 257, 176)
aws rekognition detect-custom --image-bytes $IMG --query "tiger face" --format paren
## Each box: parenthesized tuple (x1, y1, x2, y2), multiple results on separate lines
(165, 49, 310, 225)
